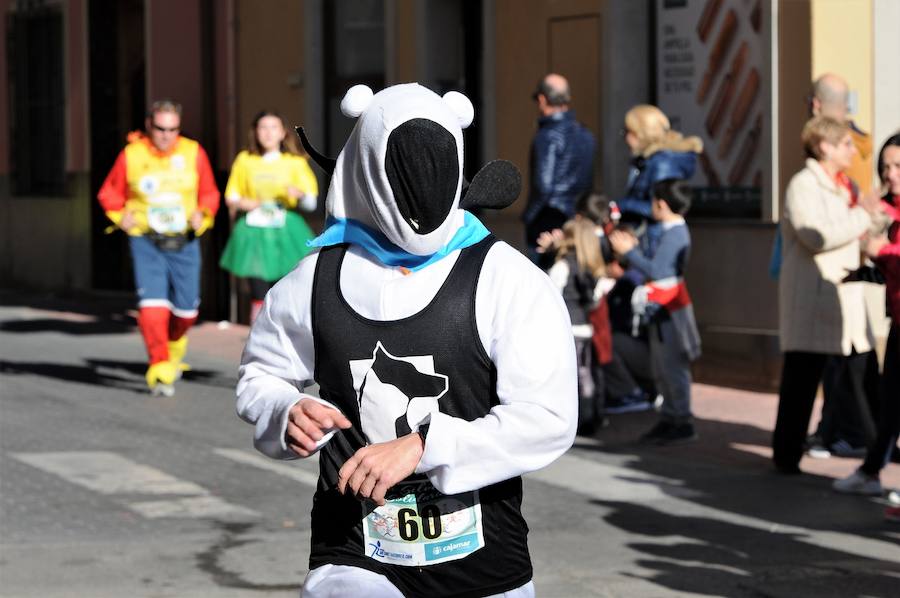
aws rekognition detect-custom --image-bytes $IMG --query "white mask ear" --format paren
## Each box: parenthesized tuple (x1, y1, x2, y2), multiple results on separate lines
(341, 85, 374, 118)
(442, 91, 474, 129)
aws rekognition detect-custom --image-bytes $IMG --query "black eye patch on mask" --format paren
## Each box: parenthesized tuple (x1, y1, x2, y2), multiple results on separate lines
(385, 118, 459, 235)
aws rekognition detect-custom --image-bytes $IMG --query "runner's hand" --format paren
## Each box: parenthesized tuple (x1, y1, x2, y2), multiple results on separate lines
(858, 188, 884, 215)
(119, 210, 135, 231)
(338, 434, 425, 506)
(609, 230, 637, 254)
(285, 398, 352, 457)
(864, 234, 889, 259)
(536, 228, 563, 254)
(190, 210, 205, 231)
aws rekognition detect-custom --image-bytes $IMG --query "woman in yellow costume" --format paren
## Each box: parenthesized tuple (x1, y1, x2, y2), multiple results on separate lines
(220, 110, 319, 322)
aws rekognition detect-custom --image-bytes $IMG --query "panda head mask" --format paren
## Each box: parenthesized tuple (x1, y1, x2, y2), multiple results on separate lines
(298, 83, 522, 262)
(318, 83, 475, 256)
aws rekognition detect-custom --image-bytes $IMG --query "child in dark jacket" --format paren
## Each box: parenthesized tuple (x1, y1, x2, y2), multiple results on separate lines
(609, 179, 701, 444)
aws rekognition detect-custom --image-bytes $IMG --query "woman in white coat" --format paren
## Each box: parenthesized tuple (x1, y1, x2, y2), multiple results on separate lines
(772, 116, 882, 474)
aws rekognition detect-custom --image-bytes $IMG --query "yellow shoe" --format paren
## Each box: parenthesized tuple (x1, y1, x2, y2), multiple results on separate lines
(146, 361, 177, 397)
(167, 337, 192, 376)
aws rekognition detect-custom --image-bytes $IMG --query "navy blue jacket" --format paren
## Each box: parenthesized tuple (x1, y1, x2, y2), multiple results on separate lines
(617, 150, 697, 220)
(523, 111, 595, 223)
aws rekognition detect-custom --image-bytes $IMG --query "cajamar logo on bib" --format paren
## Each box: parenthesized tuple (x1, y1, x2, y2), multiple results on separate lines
(349, 342, 448, 444)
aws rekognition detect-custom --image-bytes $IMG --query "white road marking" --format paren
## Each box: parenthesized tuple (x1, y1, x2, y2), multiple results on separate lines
(130, 496, 259, 520)
(530, 451, 900, 563)
(12, 451, 206, 495)
(12, 451, 259, 520)
(213, 448, 320, 487)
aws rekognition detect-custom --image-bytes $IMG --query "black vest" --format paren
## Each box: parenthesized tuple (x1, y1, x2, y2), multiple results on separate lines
(308, 237, 532, 597)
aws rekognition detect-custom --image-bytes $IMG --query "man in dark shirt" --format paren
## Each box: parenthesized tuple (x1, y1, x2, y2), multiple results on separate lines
(523, 74, 595, 261)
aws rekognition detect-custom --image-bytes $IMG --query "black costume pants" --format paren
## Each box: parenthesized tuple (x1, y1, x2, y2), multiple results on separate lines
(772, 351, 830, 469)
(862, 324, 900, 475)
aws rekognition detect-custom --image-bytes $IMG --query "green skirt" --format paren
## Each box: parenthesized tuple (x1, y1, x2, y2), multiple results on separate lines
(219, 211, 316, 281)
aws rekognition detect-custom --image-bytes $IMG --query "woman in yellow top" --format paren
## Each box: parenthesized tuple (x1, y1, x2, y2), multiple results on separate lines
(220, 110, 319, 321)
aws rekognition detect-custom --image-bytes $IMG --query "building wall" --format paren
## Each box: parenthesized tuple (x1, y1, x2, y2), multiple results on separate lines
(234, 0, 306, 151)
(389, 0, 419, 83)
(811, 0, 873, 133)
(0, 0, 93, 291)
(872, 0, 900, 155)
(145, 0, 205, 139)
(776, 0, 812, 211)
(0, 0, 8, 180)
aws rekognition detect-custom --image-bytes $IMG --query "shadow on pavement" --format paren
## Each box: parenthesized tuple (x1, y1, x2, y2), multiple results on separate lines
(0, 358, 236, 393)
(0, 316, 135, 336)
(595, 498, 899, 597)
(568, 409, 900, 596)
(0, 290, 137, 335)
(0, 359, 146, 393)
(577, 412, 894, 539)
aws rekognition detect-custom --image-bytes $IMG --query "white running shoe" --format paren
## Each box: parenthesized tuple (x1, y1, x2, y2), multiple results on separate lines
(151, 383, 175, 398)
(832, 470, 883, 496)
(807, 445, 831, 459)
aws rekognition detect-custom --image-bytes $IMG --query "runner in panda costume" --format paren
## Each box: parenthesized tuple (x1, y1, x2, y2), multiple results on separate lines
(236, 83, 577, 598)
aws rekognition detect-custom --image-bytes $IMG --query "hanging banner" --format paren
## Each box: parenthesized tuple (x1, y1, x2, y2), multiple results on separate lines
(656, 0, 766, 218)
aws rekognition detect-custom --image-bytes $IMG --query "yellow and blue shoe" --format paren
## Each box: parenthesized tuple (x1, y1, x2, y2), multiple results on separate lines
(146, 361, 177, 397)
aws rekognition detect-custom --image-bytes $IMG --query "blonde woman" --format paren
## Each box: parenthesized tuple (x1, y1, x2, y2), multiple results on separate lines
(773, 116, 882, 474)
(548, 218, 611, 435)
(618, 105, 702, 253)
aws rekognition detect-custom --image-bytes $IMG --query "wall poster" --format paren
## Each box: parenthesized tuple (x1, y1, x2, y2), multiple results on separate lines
(656, 0, 767, 218)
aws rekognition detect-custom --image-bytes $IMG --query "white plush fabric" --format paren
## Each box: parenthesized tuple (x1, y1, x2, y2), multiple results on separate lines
(325, 83, 471, 256)
(236, 240, 578, 495)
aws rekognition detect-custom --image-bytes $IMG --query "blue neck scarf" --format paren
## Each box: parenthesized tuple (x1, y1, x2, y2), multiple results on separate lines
(308, 211, 490, 271)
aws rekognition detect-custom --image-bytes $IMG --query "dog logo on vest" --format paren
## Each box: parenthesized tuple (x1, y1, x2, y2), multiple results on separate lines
(349, 341, 448, 444)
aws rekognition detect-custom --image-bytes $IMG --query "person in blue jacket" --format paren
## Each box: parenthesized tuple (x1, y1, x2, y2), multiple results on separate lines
(617, 105, 702, 256)
(522, 73, 595, 261)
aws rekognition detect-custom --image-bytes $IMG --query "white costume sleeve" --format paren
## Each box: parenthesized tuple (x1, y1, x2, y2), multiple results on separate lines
(415, 243, 578, 494)
(235, 253, 332, 459)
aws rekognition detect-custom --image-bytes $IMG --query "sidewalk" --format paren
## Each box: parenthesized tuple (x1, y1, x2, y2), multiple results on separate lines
(596, 383, 900, 489)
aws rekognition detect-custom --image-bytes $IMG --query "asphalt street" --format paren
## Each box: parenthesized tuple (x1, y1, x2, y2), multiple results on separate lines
(1, 294, 898, 597)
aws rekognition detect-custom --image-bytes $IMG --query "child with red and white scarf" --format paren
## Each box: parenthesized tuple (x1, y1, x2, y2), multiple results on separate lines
(609, 178, 701, 445)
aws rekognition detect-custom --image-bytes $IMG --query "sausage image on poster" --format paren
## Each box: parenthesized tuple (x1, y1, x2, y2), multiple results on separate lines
(657, 0, 767, 218)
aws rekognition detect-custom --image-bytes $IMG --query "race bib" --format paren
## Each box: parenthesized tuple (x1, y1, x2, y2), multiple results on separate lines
(147, 205, 187, 234)
(245, 202, 286, 228)
(363, 480, 484, 567)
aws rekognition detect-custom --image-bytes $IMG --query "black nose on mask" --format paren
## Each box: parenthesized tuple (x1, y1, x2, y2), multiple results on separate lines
(385, 119, 459, 235)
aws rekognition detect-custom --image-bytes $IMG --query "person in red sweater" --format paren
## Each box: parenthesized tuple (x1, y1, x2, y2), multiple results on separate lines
(833, 133, 900, 522)
(97, 99, 220, 395)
